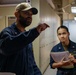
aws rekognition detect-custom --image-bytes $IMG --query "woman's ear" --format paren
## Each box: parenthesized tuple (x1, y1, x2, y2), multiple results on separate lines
(69, 32, 70, 35)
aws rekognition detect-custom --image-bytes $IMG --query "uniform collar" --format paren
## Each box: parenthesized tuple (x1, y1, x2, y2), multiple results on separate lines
(58, 40, 76, 50)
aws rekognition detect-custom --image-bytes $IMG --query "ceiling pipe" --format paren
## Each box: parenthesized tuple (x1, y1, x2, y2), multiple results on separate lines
(46, 0, 55, 9)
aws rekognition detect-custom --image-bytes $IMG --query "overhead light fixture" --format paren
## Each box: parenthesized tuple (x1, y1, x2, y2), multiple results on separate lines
(71, 6, 76, 13)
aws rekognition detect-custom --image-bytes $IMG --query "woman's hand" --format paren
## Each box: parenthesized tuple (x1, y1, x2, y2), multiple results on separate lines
(58, 57, 71, 66)
(52, 57, 72, 68)
(68, 54, 76, 63)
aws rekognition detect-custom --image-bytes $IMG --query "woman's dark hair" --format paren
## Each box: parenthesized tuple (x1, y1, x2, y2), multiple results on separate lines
(57, 25, 69, 33)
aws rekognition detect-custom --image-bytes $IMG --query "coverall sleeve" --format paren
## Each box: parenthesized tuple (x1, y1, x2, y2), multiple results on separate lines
(0, 28, 39, 55)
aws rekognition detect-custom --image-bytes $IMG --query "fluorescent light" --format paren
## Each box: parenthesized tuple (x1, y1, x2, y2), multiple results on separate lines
(71, 6, 76, 13)
(74, 16, 76, 20)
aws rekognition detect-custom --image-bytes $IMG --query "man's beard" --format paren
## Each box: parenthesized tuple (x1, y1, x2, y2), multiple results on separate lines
(19, 15, 32, 27)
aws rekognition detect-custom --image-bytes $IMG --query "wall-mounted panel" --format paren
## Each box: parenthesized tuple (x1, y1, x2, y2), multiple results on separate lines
(0, 0, 31, 4)
(40, 0, 60, 73)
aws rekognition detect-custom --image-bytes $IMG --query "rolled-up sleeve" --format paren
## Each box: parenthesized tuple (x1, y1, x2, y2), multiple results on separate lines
(50, 48, 55, 69)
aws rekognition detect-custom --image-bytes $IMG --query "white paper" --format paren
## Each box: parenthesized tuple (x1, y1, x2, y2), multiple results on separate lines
(50, 51, 70, 62)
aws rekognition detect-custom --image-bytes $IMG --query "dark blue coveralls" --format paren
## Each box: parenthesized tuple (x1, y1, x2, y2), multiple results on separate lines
(50, 40, 76, 75)
(0, 23, 42, 75)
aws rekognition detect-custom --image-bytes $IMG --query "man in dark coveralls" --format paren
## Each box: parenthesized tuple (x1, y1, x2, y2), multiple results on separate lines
(0, 2, 49, 75)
